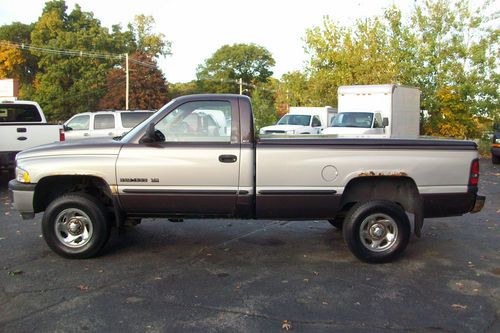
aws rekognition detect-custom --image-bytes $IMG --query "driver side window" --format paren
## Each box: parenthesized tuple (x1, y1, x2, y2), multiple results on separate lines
(155, 101, 232, 142)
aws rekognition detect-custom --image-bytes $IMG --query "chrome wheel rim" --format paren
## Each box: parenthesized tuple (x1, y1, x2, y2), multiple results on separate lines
(359, 213, 398, 252)
(54, 208, 93, 248)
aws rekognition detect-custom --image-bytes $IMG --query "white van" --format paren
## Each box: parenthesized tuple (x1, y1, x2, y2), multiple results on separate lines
(64, 110, 154, 140)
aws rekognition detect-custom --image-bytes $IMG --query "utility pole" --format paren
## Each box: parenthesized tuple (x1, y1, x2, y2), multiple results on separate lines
(239, 78, 243, 95)
(125, 53, 129, 110)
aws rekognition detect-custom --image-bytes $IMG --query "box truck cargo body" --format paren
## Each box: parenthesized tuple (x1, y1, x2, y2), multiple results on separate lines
(322, 85, 421, 138)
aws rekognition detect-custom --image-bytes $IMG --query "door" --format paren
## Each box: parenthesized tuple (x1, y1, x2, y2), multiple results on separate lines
(116, 99, 240, 216)
(64, 114, 91, 139)
(91, 113, 117, 138)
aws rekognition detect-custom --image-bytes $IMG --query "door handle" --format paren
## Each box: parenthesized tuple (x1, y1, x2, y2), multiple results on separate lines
(219, 154, 237, 163)
(83, 133, 90, 136)
(17, 136, 27, 141)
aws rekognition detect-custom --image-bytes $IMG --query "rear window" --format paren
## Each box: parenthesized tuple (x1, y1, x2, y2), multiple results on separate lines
(0, 104, 42, 122)
(121, 112, 153, 128)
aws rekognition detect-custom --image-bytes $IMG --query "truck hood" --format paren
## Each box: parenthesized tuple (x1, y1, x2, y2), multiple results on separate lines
(16, 138, 123, 160)
(260, 125, 308, 134)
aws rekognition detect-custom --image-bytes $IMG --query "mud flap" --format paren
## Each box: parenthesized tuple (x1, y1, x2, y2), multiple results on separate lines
(414, 197, 424, 237)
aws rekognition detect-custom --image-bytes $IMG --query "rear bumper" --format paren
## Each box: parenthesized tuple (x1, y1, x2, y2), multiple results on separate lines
(422, 187, 485, 218)
(8, 180, 36, 219)
(471, 195, 485, 213)
(491, 146, 500, 157)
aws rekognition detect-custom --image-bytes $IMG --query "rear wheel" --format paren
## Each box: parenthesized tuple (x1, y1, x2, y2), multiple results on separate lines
(343, 200, 410, 263)
(42, 193, 111, 259)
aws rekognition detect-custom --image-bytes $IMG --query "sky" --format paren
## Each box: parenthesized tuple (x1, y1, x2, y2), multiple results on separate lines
(0, 0, 419, 83)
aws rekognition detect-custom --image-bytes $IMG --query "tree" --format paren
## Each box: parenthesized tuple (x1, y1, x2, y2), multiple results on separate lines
(166, 81, 203, 100)
(304, 16, 397, 106)
(98, 52, 167, 110)
(30, 1, 119, 120)
(0, 22, 37, 97)
(295, 0, 498, 139)
(196, 43, 275, 94)
(386, 0, 498, 138)
(252, 82, 278, 131)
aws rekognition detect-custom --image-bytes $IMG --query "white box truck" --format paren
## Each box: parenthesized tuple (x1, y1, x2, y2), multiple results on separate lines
(322, 85, 421, 138)
(259, 106, 337, 135)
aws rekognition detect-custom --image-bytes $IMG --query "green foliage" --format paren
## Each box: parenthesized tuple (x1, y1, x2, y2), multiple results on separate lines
(126, 15, 171, 57)
(304, 16, 398, 106)
(30, 1, 118, 120)
(283, 0, 499, 139)
(0, 0, 172, 121)
(196, 43, 275, 94)
(166, 81, 203, 100)
(0, 22, 37, 97)
(252, 82, 278, 131)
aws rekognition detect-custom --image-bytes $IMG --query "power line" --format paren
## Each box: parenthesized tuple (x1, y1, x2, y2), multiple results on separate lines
(0, 40, 157, 68)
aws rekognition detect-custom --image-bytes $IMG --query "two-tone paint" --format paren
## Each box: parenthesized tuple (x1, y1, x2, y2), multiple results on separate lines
(9, 94, 484, 234)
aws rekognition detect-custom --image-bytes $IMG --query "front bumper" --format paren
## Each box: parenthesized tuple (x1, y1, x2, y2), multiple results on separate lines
(8, 180, 36, 219)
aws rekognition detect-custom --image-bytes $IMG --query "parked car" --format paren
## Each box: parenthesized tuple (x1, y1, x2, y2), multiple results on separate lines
(0, 99, 64, 172)
(492, 122, 500, 164)
(64, 110, 154, 140)
(9, 94, 485, 263)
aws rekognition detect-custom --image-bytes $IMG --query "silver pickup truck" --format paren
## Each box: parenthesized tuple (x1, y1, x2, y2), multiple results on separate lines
(8, 94, 485, 263)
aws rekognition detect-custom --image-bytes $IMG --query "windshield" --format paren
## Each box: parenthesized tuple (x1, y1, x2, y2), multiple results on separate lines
(331, 112, 374, 128)
(277, 114, 311, 126)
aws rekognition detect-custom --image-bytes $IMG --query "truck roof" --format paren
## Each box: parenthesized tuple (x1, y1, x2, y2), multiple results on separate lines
(0, 99, 40, 106)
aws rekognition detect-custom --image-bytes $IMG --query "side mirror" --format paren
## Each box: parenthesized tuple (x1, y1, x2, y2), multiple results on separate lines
(382, 117, 389, 127)
(140, 122, 165, 144)
(63, 125, 72, 131)
(140, 122, 156, 144)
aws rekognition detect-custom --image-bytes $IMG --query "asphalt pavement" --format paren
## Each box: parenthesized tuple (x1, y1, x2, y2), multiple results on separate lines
(0, 160, 498, 332)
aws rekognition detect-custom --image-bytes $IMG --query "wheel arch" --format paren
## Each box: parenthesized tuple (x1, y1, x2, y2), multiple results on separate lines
(33, 175, 123, 227)
(339, 176, 424, 236)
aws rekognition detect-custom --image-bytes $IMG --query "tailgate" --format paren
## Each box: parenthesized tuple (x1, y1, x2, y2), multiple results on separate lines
(0, 124, 61, 152)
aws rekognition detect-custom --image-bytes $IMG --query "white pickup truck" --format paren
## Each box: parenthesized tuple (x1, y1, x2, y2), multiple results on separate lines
(0, 100, 64, 172)
(8, 94, 485, 263)
(260, 106, 336, 135)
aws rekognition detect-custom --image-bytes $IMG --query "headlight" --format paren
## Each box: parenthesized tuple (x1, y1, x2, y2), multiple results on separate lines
(495, 138, 500, 144)
(286, 130, 295, 135)
(15, 167, 31, 183)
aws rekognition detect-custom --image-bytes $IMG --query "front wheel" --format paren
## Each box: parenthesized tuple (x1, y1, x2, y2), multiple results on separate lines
(42, 193, 111, 259)
(343, 200, 410, 263)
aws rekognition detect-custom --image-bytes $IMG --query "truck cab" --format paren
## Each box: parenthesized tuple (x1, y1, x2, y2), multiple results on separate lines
(322, 111, 387, 136)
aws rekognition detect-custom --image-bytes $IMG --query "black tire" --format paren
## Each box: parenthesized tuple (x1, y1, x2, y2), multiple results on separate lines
(342, 200, 410, 263)
(493, 155, 500, 164)
(42, 193, 111, 259)
(327, 218, 344, 230)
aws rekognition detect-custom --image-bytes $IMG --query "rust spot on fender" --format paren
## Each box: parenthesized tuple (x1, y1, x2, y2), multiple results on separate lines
(358, 171, 408, 177)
